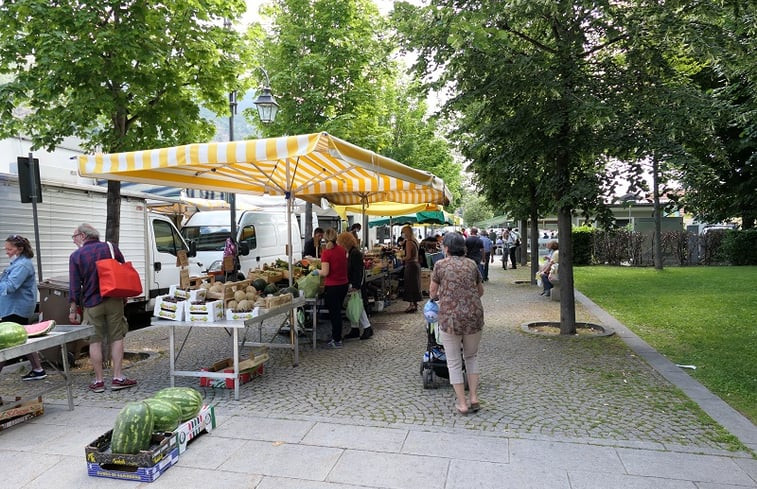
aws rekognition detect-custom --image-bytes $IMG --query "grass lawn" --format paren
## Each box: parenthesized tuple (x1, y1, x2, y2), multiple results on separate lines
(574, 266, 757, 424)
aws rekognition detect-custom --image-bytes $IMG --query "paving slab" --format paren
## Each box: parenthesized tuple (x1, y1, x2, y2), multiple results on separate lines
(156, 466, 262, 489)
(328, 449, 449, 489)
(256, 477, 380, 489)
(566, 470, 696, 489)
(402, 429, 509, 463)
(174, 433, 247, 469)
(446, 458, 571, 489)
(509, 438, 626, 474)
(616, 447, 755, 486)
(218, 439, 343, 480)
(302, 421, 408, 452)
(215, 414, 314, 443)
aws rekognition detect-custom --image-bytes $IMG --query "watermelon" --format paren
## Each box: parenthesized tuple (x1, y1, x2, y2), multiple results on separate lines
(153, 387, 203, 422)
(0, 322, 28, 349)
(252, 278, 268, 292)
(143, 398, 182, 432)
(111, 401, 154, 454)
(24, 319, 56, 337)
(264, 283, 278, 295)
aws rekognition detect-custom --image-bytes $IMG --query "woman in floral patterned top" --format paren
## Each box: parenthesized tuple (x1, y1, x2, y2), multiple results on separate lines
(429, 232, 484, 415)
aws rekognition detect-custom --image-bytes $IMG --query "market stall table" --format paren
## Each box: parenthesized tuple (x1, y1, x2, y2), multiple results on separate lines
(154, 296, 306, 401)
(0, 325, 95, 413)
(241, 296, 306, 364)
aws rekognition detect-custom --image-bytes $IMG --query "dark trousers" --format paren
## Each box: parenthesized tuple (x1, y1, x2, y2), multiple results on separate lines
(508, 247, 518, 269)
(324, 283, 349, 342)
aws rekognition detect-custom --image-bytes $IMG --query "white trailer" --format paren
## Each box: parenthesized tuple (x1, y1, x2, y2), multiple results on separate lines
(0, 172, 203, 325)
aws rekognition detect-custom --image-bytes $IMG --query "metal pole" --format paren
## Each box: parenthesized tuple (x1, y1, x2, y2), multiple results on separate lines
(228, 90, 238, 277)
(29, 152, 43, 282)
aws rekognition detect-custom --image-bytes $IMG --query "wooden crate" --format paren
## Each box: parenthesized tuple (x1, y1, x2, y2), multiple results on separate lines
(263, 292, 293, 309)
(205, 280, 251, 301)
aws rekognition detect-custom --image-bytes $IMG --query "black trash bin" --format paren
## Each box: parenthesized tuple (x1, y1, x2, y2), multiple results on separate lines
(38, 279, 88, 367)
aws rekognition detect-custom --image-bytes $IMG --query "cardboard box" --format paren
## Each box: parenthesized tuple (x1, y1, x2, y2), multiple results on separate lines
(85, 430, 178, 467)
(185, 300, 224, 322)
(168, 285, 206, 302)
(0, 396, 44, 422)
(199, 354, 268, 389)
(0, 397, 45, 431)
(154, 295, 185, 321)
(225, 308, 259, 321)
(87, 447, 178, 483)
(174, 405, 216, 454)
(420, 269, 431, 293)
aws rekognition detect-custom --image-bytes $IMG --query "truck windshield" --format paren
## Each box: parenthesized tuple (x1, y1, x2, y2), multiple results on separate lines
(181, 226, 230, 252)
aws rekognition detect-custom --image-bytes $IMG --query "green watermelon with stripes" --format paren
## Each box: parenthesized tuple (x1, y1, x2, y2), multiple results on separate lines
(0, 322, 28, 349)
(143, 398, 182, 432)
(111, 401, 154, 454)
(152, 387, 203, 422)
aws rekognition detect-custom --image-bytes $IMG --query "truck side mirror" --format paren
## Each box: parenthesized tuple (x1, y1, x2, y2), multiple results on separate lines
(238, 242, 250, 256)
(187, 240, 197, 258)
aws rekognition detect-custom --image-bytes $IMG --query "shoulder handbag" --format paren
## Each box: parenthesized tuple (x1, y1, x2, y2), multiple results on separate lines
(96, 241, 143, 298)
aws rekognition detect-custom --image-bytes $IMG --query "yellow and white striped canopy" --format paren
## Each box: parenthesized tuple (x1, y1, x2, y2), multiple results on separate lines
(78, 132, 451, 206)
(332, 201, 442, 220)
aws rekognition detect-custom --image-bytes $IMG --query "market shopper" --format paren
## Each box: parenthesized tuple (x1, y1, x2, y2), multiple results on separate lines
(429, 232, 484, 415)
(319, 228, 349, 348)
(338, 231, 373, 340)
(401, 225, 422, 313)
(69, 224, 137, 392)
(0, 234, 46, 380)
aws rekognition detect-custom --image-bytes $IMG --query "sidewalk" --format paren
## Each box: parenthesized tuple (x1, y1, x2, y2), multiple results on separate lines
(1, 264, 755, 488)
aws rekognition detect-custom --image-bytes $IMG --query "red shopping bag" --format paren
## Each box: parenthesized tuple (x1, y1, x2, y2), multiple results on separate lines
(96, 242, 143, 298)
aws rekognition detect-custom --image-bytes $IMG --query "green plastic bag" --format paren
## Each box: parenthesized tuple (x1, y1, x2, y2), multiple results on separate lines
(346, 292, 363, 324)
(297, 273, 321, 298)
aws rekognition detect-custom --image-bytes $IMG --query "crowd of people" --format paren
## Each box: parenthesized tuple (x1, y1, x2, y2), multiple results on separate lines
(2, 221, 555, 419)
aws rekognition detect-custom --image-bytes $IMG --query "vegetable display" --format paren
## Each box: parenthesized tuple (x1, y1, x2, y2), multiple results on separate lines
(0, 321, 29, 349)
(111, 401, 154, 454)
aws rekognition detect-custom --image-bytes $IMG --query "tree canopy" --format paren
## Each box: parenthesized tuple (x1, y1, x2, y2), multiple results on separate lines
(393, 0, 736, 332)
(0, 0, 250, 240)
(247, 0, 462, 204)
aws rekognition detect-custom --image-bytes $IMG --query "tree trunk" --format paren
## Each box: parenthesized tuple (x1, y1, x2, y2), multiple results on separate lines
(652, 157, 663, 270)
(530, 203, 540, 285)
(557, 205, 576, 335)
(106, 180, 121, 244)
(519, 219, 527, 266)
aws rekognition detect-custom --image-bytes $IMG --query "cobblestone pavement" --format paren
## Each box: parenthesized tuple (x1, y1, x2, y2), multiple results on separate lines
(0, 264, 740, 452)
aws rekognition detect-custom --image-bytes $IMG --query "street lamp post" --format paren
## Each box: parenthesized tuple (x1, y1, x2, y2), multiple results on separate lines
(253, 68, 279, 124)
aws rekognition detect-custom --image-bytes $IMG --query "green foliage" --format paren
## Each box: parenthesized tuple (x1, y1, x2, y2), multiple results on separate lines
(460, 193, 493, 227)
(251, 0, 392, 144)
(0, 0, 249, 153)
(392, 0, 736, 329)
(720, 229, 757, 265)
(674, 3, 757, 229)
(591, 229, 646, 266)
(571, 226, 594, 266)
(247, 0, 461, 204)
(574, 266, 757, 424)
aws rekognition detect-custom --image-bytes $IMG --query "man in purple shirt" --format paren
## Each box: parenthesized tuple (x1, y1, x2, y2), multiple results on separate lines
(69, 223, 137, 393)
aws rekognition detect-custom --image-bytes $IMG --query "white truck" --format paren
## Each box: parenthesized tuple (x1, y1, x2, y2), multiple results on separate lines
(0, 172, 203, 325)
(180, 209, 302, 279)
